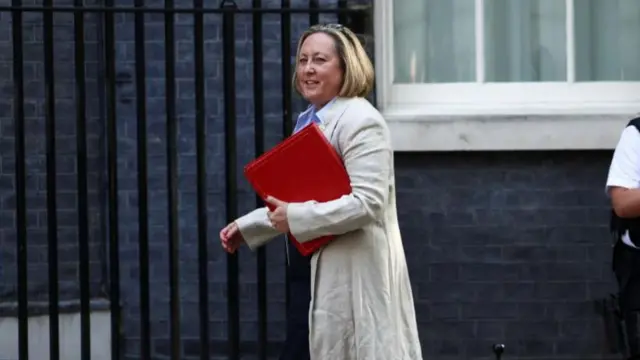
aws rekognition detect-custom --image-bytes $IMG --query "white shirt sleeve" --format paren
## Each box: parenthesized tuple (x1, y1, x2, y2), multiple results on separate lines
(606, 126, 640, 194)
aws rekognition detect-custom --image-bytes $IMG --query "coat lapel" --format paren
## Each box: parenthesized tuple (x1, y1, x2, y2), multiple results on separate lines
(319, 97, 351, 142)
(308, 97, 351, 325)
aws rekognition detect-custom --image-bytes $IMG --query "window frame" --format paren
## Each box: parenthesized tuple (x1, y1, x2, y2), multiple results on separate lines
(374, 0, 640, 151)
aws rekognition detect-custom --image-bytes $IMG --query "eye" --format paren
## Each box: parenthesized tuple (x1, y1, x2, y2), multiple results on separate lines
(299, 58, 308, 64)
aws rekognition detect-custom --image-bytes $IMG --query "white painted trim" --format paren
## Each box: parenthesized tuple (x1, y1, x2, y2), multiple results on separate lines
(388, 82, 640, 108)
(373, 0, 393, 111)
(474, 0, 485, 83)
(0, 311, 111, 360)
(566, 0, 575, 83)
(374, 0, 640, 151)
(386, 112, 633, 151)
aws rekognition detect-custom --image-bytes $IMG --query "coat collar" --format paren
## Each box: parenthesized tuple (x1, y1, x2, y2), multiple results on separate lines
(316, 97, 351, 140)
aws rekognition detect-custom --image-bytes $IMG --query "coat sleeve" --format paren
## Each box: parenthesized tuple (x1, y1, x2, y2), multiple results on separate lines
(286, 114, 391, 242)
(236, 207, 281, 250)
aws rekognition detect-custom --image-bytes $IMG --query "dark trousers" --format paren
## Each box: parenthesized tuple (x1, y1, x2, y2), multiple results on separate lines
(279, 241, 311, 360)
(613, 240, 640, 359)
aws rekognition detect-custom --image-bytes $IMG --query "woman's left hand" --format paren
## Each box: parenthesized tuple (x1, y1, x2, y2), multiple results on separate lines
(266, 196, 290, 233)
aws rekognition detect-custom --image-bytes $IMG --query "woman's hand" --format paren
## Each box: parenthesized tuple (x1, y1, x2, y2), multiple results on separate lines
(266, 196, 290, 233)
(219, 221, 244, 254)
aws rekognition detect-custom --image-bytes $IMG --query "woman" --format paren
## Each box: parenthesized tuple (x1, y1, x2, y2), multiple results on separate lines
(219, 24, 423, 360)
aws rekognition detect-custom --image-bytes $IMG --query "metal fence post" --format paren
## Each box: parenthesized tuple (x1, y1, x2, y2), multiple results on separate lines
(221, 1, 240, 359)
(11, 0, 28, 357)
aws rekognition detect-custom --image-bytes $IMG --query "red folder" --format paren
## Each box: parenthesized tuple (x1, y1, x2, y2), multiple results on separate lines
(243, 123, 352, 256)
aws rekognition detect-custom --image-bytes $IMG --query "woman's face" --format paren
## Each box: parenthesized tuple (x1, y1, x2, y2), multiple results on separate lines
(296, 32, 343, 108)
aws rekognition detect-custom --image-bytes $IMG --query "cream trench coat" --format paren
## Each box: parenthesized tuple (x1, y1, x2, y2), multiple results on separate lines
(236, 97, 423, 360)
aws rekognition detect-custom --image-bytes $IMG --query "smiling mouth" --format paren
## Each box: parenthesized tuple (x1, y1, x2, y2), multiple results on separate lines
(303, 80, 320, 85)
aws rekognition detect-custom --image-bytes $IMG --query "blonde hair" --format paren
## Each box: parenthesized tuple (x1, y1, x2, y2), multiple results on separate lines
(292, 24, 374, 98)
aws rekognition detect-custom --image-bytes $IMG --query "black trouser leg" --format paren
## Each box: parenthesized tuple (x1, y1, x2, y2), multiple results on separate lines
(626, 311, 640, 360)
(279, 242, 311, 360)
(614, 241, 640, 360)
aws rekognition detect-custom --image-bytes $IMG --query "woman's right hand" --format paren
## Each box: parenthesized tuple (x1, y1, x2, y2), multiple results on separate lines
(219, 221, 245, 254)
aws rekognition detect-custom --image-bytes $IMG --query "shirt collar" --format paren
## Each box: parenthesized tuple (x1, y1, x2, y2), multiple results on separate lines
(303, 97, 338, 124)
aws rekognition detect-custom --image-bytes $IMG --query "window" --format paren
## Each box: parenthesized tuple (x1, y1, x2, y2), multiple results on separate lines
(374, 0, 640, 150)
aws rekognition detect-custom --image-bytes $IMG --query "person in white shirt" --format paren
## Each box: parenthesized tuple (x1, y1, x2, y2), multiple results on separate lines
(606, 118, 640, 360)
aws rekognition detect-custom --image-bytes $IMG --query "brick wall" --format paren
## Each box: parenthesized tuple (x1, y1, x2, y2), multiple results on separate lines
(0, 0, 622, 359)
(0, 0, 106, 310)
(396, 151, 616, 359)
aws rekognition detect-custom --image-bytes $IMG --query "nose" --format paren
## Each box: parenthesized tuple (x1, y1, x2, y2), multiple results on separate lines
(303, 62, 315, 74)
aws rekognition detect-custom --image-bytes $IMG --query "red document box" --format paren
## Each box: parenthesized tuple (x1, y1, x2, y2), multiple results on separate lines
(243, 123, 352, 256)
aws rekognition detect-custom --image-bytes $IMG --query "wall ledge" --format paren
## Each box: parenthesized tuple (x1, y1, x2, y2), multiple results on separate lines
(384, 110, 635, 151)
(0, 298, 110, 317)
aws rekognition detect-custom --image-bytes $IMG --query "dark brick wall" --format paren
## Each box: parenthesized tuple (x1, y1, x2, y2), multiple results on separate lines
(0, 0, 106, 308)
(396, 151, 616, 360)
(0, 0, 622, 359)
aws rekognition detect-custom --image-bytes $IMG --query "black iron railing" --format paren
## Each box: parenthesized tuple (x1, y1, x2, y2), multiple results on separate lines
(0, 1, 372, 359)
